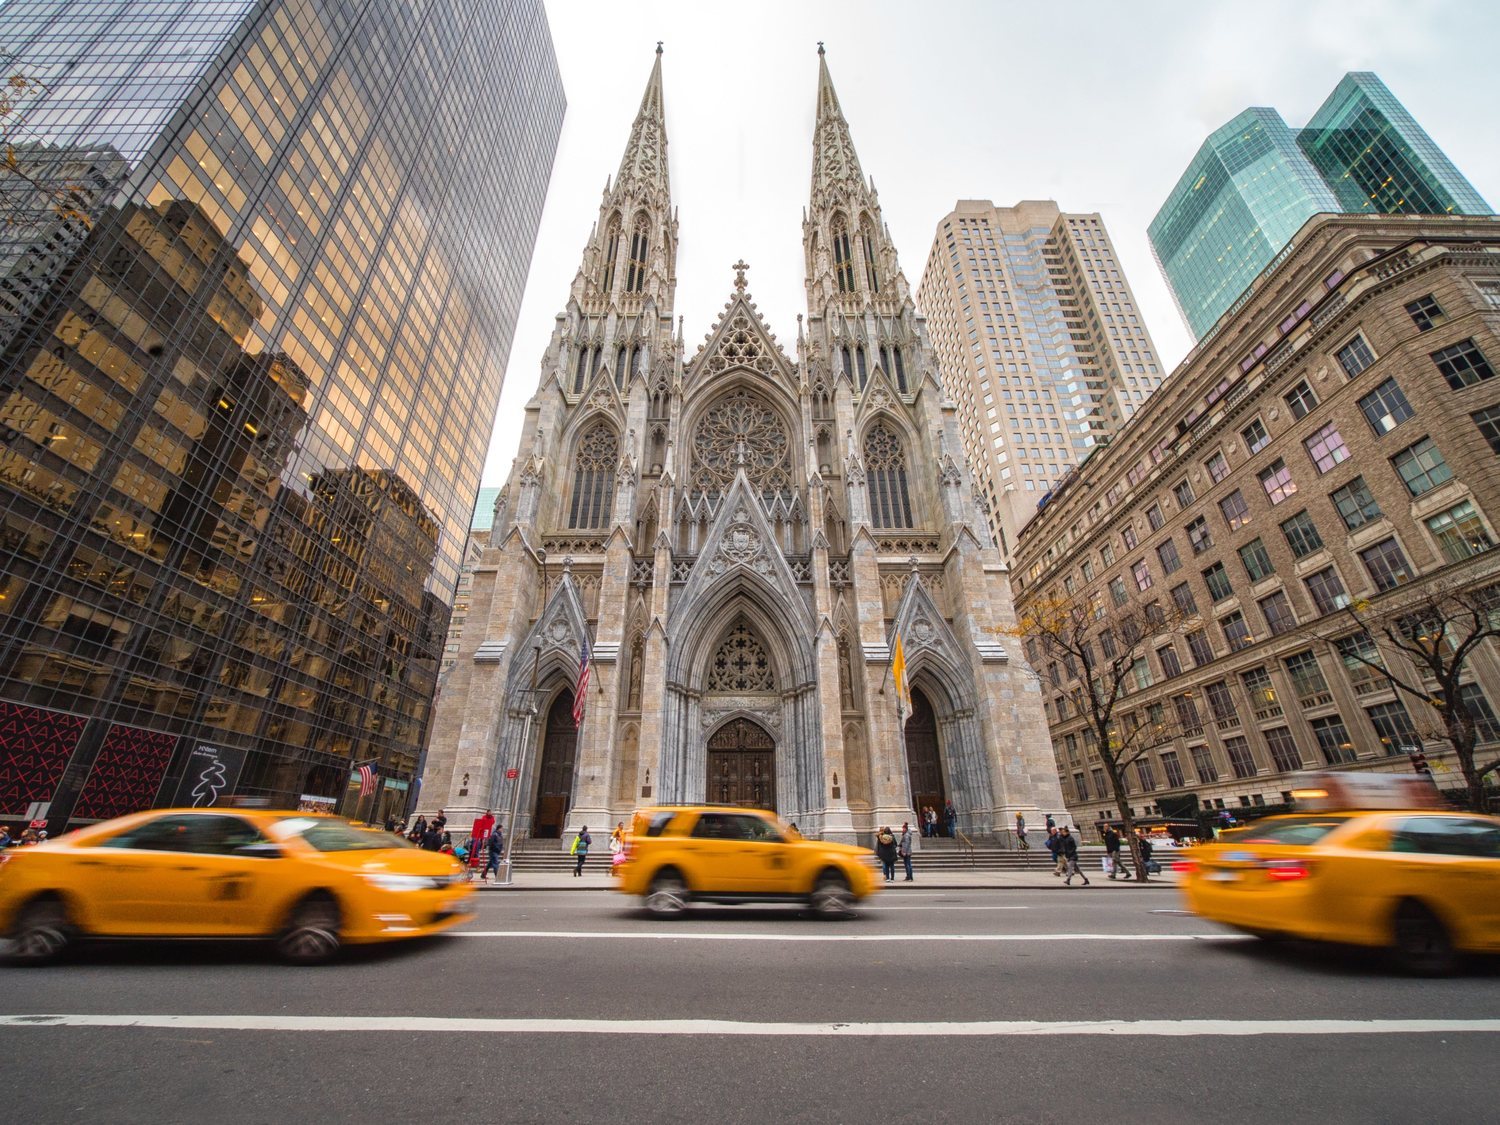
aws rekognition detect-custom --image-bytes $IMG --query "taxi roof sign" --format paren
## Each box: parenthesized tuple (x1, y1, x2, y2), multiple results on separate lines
(1289, 770, 1441, 811)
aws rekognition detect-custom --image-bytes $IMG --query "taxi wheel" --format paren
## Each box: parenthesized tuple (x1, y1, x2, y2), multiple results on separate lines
(810, 871, 854, 918)
(277, 893, 342, 965)
(7, 895, 72, 966)
(1391, 900, 1456, 977)
(644, 870, 688, 917)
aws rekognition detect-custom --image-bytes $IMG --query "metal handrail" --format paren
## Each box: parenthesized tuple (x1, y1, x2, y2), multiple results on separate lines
(954, 828, 976, 865)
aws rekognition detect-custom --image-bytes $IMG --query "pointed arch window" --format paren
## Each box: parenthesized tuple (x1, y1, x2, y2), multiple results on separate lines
(615, 346, 627, 390)
(569, 424, 618, 529)
(893, 347, 907, 393)
(841, 345, 853, 382)
(832, 217, 855, 293)
(865, 423, 914, 528)
(626, 218, 649, 293)
(631, 345, 643, 381)
(574, 348, 589, 394)
(706, 616, 777, 692)
(856, 346, 868, 390)
(862, 226, 880, 293)
(601, 216, 620, 293)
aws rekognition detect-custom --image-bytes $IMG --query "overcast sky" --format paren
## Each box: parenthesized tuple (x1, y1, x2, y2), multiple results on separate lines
(480, 0, 1500, 486)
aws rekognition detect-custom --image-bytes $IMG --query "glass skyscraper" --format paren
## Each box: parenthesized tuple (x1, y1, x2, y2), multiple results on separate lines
(1151, 72, 1490, 340)
(0, 0, 563, 829)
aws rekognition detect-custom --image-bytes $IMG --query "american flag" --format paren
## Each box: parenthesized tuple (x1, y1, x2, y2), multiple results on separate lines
(357, 763, 377, 798)
(572, 638, 591, 726)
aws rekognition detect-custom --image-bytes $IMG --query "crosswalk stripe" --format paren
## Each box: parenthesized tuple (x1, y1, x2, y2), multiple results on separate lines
(2, 1014, 1496, 1037)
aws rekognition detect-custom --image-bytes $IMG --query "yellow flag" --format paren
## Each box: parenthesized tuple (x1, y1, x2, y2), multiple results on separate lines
(892, 633, 909, 714)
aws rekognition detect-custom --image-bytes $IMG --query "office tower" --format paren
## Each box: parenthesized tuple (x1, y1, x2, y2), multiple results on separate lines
(422, 48, 1063, 844)
(918, 200, 1165, 560)
(0, 0, 563, 829)
(1151, 73, 1491, 341)
(1013, 212, 1500, 827)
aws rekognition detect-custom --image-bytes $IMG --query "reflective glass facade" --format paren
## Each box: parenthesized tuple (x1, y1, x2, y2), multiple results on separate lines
(0, 0, 563, 829)
(1298, 73, 1491, 218)
(1151, 74, 1491, 341)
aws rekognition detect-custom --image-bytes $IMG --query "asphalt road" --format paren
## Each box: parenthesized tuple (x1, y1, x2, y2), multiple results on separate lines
(4, 885, 1498, 1123)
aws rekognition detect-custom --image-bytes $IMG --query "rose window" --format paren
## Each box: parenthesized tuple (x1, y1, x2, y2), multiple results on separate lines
(691, 388, 791, 495)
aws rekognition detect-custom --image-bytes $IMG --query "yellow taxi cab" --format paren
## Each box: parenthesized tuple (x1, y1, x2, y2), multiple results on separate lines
(0, 807, 474, 965)
(1175, 772, 1500, 974)
(615, 805, 881, 916)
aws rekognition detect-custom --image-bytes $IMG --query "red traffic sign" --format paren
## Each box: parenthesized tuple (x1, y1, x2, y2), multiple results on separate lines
(505, 768, 519, 779)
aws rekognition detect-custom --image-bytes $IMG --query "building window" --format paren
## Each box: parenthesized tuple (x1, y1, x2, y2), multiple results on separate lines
(1099, 628, 1117, 659)
(568, 424, 618, 529)
(1109, 577, 1128, 607)
(1258, 459, 1297, 505)
(626, 218, 650, 293)
(1100, 542, 1115, 566)
(1366, 701, 1420, 756)
(832, 218, 855, 293)
(1359, 378, 1414, 435)
(1392, 437, 1452, 496)
(1203, 562, 1233, 603)
(1225, 736, 1257, 779)
(1132, 559, 1153, 592)
(1146, 503, 1165, 531)
(1157, 644, 1182, 678)
(601, 217, 620, 293)
(1304, 566, 1350, 614)
(1241, 418, 1271, 455)
(1186, 516, 1213, 554)
(1331, 476, 1382, 529)
(1219, 490, 1251, 530)
(1304, 421, 1350, 473)
(1264, 727, 1303, 772)
(1173, 479, 1195, 507)
(1206, 680, 1237, 722)
(1259, 589, 1297, 636)
(1122, 525, 1139, 550)
(1161, 751, 1185, 789)
(1336, 334, 1375, 379)
(1335, 630, 1385, 690)
(1285, 650, 1330, 699)
(864, 424, 914, 527)
(1242, 666, 1277, 711)
(1458, 683, 1500, 744)
(1280, 510, 1324, 559)
(1091, 766, 1106, 796)
(1135, 757, 1158, 791)
(1472, 404, 1500, 455)
(1175, 693, 1203, 732)
(1190, 744, 1219, 782)
(1432, 339, 1494, 391)
(1072, 772, 1088, 801)
(1156, 539, 1182, 576)
(1359, 537, 1414, 591)
(1405, 295, 1443, 332)
(1131, 657, 1153, 691)
(1205, 449, 1230, 484)
(1311, 715, 1357, 764)
(1186, 629, 1214, 667)
(1220, 610, 1253, 651)
(1284, 380, 1318, 420)
(1171, 582, 1198, 616)
(1239, 538, 1274, 582)
(1426, 500, 1493, 563)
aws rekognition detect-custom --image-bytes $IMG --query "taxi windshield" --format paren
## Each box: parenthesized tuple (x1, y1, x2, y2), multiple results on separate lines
(272, 818, 406, 852)
(1228, 816, 1354, 846)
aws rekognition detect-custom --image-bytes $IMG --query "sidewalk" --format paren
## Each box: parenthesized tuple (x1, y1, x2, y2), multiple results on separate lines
(470, 869, 1181, 892)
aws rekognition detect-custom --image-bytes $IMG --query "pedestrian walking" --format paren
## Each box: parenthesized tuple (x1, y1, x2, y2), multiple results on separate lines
(1060, 826, 1090, 886)
(874, 826, 897, 881)
(481, 824, 505, 882)
(570, 825, 592, 876)
(1044, 825, 1064, 876)
(943, 800, 957, 839)
(1015, 813, 1029, 850)
(898, 822, 914, 882)
(1102, 824, 1131, 880)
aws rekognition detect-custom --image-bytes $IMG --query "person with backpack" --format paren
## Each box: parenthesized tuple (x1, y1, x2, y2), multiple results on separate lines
(874, 826, 897, 882)
(1103, 824, 1131, 880)
(1044, 825, 1064, 876)
(571, 825, 592, 876)
(481, 824, 505, 882)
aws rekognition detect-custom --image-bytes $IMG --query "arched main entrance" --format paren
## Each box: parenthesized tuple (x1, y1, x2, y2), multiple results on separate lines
(905, 688, 947, 832)
(533, 691, 578, 838)
(706, 717, 775, 810)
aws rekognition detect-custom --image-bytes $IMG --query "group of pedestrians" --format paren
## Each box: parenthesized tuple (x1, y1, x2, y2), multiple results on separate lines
(873, 822, 914, 882)
(1039, 822, 1157, 886)
(918, 801, 958, 838)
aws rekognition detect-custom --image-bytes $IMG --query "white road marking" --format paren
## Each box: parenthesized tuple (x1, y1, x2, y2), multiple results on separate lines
(446, 931, 1240, 942)
(865, 906, 1030, 911)
(2, 1014, 1496, 1037)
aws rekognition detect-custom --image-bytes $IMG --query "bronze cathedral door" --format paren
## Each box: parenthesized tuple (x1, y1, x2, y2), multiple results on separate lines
(706, 717, 776, 811)
(905, 689, 946, 830)
(533, 692, 578, 838)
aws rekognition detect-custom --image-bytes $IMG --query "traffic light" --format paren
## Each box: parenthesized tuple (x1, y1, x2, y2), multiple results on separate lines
(1409, 749, 1433, 777)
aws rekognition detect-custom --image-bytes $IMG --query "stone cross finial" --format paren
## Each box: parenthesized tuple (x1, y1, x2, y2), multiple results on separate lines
(656, 41, 663, 55)
(817, 41, 825, 55)
(733, 259, 749, 291)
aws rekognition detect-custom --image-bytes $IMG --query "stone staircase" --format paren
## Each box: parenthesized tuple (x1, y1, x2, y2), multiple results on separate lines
(504, 834, 1104, 873)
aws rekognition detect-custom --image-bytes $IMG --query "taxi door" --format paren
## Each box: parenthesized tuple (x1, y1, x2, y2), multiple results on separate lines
(81, 814, 211, 934)
(721, 814, 794, 894)
(173, 814, 289, 935)
(1388, 816, 1500, 947)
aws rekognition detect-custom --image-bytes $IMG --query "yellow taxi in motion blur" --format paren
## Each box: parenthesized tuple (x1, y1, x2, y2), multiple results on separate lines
(615, 806, 881, 916)
(0, 808, 474, 965)
(1175, 772, 1500, 974)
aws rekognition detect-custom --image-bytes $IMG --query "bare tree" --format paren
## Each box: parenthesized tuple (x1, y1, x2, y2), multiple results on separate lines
(1308, 575, 1500, 813)
(1008, 591, 1184, 881)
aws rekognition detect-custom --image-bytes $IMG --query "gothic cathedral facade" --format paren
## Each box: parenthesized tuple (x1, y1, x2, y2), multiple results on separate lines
(420, 48, 1065, 843)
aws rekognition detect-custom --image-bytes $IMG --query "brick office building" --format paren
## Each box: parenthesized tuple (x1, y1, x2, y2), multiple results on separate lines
(1013, 213, 1500, 826)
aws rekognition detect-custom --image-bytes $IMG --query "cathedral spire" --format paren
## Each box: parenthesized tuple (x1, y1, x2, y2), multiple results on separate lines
(810, 45, 866, 199)
(615, 43, 669, 197)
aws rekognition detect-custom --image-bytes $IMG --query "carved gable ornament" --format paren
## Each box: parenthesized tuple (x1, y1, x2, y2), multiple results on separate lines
(708, 506, 774, 579)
